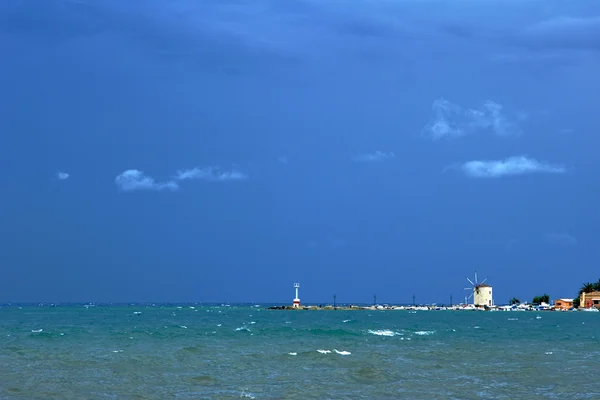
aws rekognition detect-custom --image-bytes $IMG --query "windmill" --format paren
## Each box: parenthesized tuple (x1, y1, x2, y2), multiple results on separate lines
(464, 271, 489, 306)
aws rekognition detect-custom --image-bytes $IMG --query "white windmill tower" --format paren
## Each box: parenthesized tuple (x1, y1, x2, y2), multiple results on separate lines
(464, 271, 493, 307)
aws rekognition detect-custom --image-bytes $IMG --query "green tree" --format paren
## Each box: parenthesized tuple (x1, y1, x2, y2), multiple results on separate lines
(509, 297, 520, 305)
(573, 297, 581, 308)
(580, 282, 595, 294)
(532, 294, 550, 305)
(593, 279, 600, 292)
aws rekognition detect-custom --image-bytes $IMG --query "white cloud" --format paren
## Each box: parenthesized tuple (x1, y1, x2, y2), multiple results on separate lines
(115, 170, 178, 192)
(352, 151, 395, 162)
(175, 167, 248, 182)
(423, 98, 520, 140)
(461, 156, 566, 178)
(57, 171, 70, 180)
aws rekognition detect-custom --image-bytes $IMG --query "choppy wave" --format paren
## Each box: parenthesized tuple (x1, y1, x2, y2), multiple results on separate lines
(414, 330, 435, 336)
(368, 329, 402, 337)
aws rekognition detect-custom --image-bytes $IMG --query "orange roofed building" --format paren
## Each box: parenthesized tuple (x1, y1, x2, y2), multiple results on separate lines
(580, 291, 600, 309)
(554, 298, 574, 310)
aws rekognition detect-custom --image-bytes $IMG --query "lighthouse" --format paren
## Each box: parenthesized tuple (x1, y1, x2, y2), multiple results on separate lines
(293, 283, 301, 308)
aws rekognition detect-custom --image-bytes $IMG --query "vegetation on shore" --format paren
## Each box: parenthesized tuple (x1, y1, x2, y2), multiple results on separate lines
(574, 279, 600, 308)
(532, 294, 550, 305)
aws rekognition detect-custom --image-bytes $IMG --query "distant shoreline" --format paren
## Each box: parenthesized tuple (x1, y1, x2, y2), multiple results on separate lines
(267, 304, 583, 312)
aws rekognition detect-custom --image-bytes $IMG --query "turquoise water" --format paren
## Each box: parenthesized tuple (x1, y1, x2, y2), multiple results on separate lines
(1, 305, 599, 399)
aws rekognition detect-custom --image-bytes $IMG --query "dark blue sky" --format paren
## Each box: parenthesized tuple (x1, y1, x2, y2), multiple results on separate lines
(1, 0, 599, 304)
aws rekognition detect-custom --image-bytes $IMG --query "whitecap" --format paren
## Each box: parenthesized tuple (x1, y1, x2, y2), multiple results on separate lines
(508, 318, 518, 321)
(180, 325, 188, 329)
(31, 329, 43, 333)
(343, 319, 351, 323)
(235, 326, 251, 332)
(334, 349, 351, 355)
(288, 352, 297, 356)
(414, 331, 435, 336)
(317, 349, 332, 354)
(250, 321, 256, 324)
(133, 312, 142, 315)
(112, 350, 124, 353)
(217, 324, 222, 327)
(368, 329, 402, 337)
(545, 351, 553, 355)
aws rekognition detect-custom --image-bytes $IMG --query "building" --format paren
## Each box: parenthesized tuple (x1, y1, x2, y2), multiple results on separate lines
(554, 298, 574, 310)
(580, 291, 600, 309)
(473, 284, 493, 307)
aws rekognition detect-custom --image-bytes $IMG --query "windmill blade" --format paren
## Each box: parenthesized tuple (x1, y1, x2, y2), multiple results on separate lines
(480, 277, 488, 285)
(468, 293, 473, 300)
(475, 272, 478, 285)
(466, 278, 475, 286)
(464, 288, 472, 291)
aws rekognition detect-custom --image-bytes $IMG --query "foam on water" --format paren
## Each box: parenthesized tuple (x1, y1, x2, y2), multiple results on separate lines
(368, 329, 402, 337)
(334, 349, 351, 355)
(317, 349, 332, 354)
(414, 330, 435, 336)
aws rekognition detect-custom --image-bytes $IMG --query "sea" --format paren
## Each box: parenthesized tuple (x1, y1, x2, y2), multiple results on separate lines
(1, 304, 599, 400)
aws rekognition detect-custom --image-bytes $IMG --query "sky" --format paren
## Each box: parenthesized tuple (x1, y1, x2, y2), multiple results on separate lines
(1, 0, 599, 304)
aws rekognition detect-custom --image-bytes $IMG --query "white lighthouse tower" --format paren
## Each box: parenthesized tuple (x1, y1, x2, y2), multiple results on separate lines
(293, 283, 301, 308)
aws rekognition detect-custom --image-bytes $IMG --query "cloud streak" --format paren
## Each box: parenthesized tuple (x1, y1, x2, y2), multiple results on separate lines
(175, 167, 248, 182)
(516, 16, 600, 52)
(460, 156, 566, 178)
(352, 151, 395, 162)
(115, 170, 178, 192)
(545, 233, 578, 247)
(423, 98, 520, 140)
